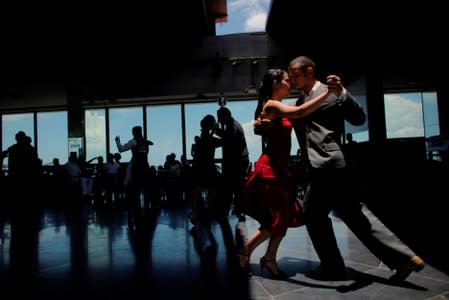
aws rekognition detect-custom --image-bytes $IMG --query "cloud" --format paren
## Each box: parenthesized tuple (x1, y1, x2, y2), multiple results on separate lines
(228, 0, 270, 32)
(384, 94, 424, 138)
(245, 13, 267, 31)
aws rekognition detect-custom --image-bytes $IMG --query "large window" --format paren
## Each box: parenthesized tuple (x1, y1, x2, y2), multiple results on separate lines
(183, 100, 263, 165)
(422, 91, 440, 137)
(2, 113, 34, 169)
(2, 89, 440, 171)
(108, 107, 143, 163)
(146, 105, 182, 168)
(384, 91, 438, 139)
(185, 102, 224, 161)
(2, 112, 34, 149)
(85, 109, 107, 161)
(37, 111, 68, 165)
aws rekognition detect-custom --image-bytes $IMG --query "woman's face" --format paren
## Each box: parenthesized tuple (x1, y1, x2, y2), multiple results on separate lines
(277, 72, 291, 97)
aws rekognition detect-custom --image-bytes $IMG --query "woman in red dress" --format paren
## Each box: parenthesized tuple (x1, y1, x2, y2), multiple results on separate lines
(238, 68, 338, 278)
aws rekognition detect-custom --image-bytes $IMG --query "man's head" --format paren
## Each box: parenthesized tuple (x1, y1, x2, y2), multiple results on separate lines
(15, 130, 26, 142)
(132, 126, 143, 138)
(217, 106, 232, 125)
(288, 56, 316, 93)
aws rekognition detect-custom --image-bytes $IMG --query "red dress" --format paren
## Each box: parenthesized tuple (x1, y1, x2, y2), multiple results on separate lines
(242, 117, 303, 237)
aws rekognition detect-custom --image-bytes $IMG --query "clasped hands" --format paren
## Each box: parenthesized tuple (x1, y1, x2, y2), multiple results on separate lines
(326, 74, 343, 97)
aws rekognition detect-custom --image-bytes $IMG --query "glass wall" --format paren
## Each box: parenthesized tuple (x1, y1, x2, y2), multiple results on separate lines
(2, 113, 34, 169)
(184, 102, 224, 161)
(2, 112, 34, 149)
(1, 89, 441, 171)
(384, 91, 438, 139)
(422, 91, 440, 137)
(108, 107, 144, 163)
(85, 109, 107, 161)
(146, 105, 182, 168)
(37, 111, 68, 165)
(183, 100, 265, 167)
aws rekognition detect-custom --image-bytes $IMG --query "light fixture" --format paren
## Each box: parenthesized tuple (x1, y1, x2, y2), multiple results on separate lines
(218, 92, 226, 106)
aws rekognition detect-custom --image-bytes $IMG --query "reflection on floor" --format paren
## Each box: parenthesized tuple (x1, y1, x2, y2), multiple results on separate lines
(1, 202, 449, 299)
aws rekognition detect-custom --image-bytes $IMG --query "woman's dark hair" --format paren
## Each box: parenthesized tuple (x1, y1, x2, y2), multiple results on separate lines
(200, 114, 216, 130)
(254, 68, 286, 119)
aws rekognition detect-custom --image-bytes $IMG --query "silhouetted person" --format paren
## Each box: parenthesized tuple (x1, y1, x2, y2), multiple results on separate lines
(191, 135, 200, 159)
(103, 153, 120, 208)
(214, 106, 249, 220)
(113, 152, 126, 207)
(65, 152, 83, 206)
(115, 126, 153, 227)
(188, 115, 222, 225)
(5, 131, 41, 287)
(163, 152, 182, 207)
(50, 157, 68, 206)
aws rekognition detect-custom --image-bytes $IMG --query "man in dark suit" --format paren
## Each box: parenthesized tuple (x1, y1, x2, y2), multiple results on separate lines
(288, 56, 424, 281)
(215, 106, 249, 220)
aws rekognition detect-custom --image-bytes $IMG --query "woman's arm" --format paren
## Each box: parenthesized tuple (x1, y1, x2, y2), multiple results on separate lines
(264, 89, 331, 120)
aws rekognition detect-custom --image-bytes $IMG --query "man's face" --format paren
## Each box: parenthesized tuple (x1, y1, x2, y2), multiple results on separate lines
(217, 112, 225, 124)
(288, 64, 306, 91)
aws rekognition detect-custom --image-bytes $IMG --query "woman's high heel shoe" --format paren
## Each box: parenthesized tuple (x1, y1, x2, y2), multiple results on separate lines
(259, 257, 288, 279)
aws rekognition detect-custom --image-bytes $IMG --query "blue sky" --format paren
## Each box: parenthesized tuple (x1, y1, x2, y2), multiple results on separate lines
(216, 0, 271, 35)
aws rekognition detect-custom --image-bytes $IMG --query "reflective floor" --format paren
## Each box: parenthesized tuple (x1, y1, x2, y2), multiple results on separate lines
(1, 200, 449, 300)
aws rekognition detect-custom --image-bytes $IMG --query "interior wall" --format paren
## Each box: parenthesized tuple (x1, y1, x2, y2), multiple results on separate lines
(0, 82, 67, 112)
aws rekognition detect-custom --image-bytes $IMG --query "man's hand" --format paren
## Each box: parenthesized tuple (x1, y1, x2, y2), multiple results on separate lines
(254, 114, 273, 135)
(327, 75, 343, 97)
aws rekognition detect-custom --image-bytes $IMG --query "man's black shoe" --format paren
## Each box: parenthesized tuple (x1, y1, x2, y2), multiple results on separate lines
(389, 255, 425, 282)
(308, 264, 346, 281)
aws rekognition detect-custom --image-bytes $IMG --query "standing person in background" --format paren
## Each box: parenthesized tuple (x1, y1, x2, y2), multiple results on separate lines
(103, 153, 121, 208)
(115, 126, 154, 225)
(287, 55, 424, 281)
(113, 152, 126, 207)
(214, 106, 249, 221)
(5, 131, 41, 286)
(188, 114, 222, 225)
(191, 135, 200, 160)
(239, 69, 335, 278)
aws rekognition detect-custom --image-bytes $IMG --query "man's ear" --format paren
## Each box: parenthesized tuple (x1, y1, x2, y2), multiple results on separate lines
(306, 66, 314, 77)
